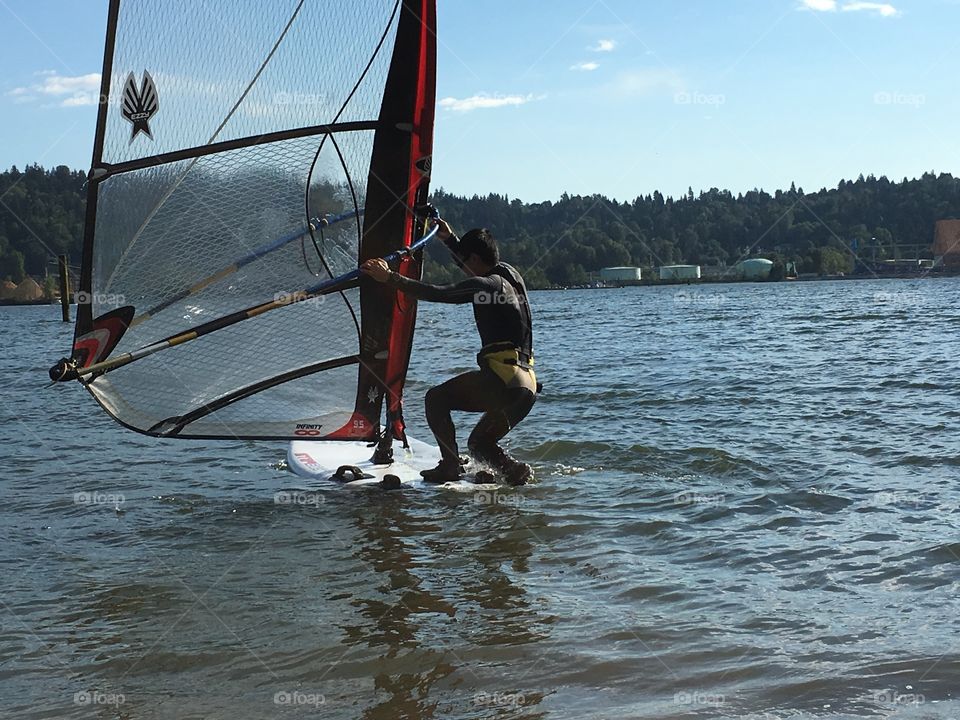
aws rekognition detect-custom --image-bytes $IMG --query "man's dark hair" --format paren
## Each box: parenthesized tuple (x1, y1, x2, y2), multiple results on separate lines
(459, 228, 499, 265)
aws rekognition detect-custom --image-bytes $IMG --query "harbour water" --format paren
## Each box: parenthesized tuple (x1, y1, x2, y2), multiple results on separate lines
(2, 277, 959, 719)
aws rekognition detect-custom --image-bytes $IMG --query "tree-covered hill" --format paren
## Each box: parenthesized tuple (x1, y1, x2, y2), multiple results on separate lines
(2, 164, 958, 288)
(425, 173, 960, 286)
(0, 165, 86, 283)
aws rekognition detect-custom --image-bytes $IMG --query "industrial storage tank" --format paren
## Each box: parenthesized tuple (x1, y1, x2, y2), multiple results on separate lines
(659, 265, 701, 281)
(600, 266, 642, 283)
(735, 258, 774, 280)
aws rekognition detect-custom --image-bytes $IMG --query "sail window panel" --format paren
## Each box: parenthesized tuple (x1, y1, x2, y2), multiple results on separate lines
(91, 132, 373, 357)
(102, 0, 399, 166)
(89, 359, 359, 439)
(86, 288, 361, 437)
(169, 365, 361, 438)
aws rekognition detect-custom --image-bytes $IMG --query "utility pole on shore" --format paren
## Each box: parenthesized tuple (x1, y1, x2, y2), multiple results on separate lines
(57, 255, 70, 323)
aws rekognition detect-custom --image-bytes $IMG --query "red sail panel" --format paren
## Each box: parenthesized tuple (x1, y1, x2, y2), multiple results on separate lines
(333, 0, 437, 442)
(383, 0, 437, 444)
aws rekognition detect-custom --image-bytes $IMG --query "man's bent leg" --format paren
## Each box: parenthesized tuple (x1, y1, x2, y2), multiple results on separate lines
(424, 371, 493, 465)
(467, 387, 536, 473)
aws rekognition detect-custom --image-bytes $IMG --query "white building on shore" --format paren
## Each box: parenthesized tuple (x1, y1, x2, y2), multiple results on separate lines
(600, 266, 642, 283)
(659, 265, 701, 281)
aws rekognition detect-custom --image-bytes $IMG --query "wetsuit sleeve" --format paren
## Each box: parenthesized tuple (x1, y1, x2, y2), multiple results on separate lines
(385, 272, 499, 304)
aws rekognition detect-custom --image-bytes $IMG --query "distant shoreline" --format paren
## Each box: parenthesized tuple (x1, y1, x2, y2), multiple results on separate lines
(2, 271, 956, 307)
(543, 269, 960, 291)
(0, 298, 59, 307)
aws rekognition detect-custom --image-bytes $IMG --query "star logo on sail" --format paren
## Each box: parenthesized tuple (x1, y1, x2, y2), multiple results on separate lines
(121, 71, 159, 143)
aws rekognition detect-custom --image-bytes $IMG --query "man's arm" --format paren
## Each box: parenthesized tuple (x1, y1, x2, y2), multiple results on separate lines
(435, 219, 467, 270)
(360, 258, 497, 304)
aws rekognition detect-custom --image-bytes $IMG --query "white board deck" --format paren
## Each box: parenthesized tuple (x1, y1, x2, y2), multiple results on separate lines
(287, 436, 496, 491)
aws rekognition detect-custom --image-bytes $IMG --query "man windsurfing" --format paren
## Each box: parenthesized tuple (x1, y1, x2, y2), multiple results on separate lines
(361, 221, 537, 485)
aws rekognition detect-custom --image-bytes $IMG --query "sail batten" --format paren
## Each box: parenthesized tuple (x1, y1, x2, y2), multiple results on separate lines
(96, 121, 384, 178)
(56, 0, 437, 442)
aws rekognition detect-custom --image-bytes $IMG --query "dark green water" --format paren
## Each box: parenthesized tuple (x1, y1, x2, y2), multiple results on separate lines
(2, 278, 959, 719)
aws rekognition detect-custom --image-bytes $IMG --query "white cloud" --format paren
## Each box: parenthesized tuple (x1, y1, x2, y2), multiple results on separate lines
(7, 71, 101, 107)
(38, 73, 100, 96)
(800, 0, 899, 15)
(571, 62, 600, 72)
(7, 87, 31, 104)
(606, 69, 685, 99)
(590, 39, 617, 52)
(439, 93, 542, 112)
(842, 1, 899, 16)
(5, 86, 35, 103)
(61, 95, 98, 107)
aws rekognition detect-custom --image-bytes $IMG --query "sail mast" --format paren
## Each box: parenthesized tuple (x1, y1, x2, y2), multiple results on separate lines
(76, 0, 122, 340)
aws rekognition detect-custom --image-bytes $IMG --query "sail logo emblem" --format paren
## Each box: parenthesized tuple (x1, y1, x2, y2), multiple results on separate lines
(415, 155, 431, 177)
(294, 423, 323, 437)
(121, 71, 159, 143)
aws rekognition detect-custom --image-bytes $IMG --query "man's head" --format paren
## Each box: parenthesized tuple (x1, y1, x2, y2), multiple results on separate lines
(457, 228, 499, 275)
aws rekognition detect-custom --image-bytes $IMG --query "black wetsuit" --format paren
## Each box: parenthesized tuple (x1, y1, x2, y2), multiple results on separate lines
(385, 262, 536, 470)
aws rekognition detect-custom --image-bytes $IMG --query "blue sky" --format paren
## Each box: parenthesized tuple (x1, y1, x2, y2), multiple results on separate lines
(2, 0, 958, 201)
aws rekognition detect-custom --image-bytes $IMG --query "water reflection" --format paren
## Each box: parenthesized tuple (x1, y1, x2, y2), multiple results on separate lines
(341, 492, 552, 718)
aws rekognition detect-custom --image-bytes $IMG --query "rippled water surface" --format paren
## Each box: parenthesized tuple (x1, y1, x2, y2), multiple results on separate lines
(3, 278, 960, 719)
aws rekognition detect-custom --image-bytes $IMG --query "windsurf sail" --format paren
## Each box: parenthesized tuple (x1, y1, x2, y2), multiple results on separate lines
(50, 0, 437, 445)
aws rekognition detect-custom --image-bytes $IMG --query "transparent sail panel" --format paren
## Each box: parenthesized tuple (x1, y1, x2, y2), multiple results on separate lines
(90, 360, 360, 439)
(86, 88, 378, 436)
(91, 133, 373, 339)
(66, 0, 435, 440)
